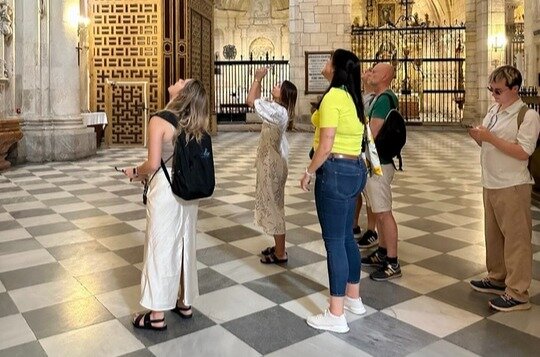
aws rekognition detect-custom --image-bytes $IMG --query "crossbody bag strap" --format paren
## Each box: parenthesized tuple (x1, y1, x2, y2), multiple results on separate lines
(159, 154, 174, 186)
(144, 154, 174, 191)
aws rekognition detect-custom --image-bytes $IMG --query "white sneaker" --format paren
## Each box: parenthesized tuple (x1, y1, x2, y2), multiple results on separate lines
(344, 296, 367, 315)
(306, 309, 349, 333)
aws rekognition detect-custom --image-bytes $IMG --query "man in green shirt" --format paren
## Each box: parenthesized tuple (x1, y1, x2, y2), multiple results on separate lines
(361, 63, 401, 281)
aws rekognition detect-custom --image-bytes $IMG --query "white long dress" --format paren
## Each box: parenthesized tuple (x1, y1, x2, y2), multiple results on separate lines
(139, 125, 199, 311)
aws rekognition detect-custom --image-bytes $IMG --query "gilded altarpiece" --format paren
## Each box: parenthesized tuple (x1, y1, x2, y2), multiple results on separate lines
(89, 0, 162, 146)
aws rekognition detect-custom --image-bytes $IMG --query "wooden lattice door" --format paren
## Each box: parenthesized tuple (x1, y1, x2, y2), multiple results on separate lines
(89, 0, 162, 146)
(163, 0, 215, 132)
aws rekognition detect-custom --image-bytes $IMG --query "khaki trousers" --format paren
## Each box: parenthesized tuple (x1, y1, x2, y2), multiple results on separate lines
(483, 184, 532, 302)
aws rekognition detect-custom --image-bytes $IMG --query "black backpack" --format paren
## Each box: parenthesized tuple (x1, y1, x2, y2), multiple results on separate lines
(155, 110, 215, 200)
(371, 92, 406, 170)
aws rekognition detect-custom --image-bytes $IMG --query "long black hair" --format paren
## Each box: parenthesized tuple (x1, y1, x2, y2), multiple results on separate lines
(316, 49, 365, 124)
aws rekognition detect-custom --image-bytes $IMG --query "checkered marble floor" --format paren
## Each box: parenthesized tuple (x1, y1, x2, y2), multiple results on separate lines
(1, 130, 540, 357)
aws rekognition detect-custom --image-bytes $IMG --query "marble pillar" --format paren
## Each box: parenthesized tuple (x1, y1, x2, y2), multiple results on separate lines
(16, 0, 95, 163)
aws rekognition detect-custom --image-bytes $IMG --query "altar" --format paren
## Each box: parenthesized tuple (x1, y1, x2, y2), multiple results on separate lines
(82, 112, 108, 148)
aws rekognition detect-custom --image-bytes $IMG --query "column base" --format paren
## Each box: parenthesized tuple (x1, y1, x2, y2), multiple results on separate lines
(19, 120, 96, 163)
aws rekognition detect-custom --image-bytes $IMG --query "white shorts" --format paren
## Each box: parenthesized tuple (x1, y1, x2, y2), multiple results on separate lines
(364, 163, 395, 213)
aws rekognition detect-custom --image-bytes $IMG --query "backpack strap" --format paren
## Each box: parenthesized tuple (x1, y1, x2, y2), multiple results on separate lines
(368, 91, 398, 120)
(149, 110, 178, 186)
(517, 105, 530, 129)
(152, 110, 179, 127)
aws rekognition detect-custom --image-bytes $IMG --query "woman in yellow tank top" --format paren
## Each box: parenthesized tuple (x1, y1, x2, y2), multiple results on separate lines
(300, 49, 368, 333)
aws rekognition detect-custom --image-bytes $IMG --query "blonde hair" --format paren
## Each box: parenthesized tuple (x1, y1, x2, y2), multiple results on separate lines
(489, 65, 522, 89)
(165, 79, 209, 143)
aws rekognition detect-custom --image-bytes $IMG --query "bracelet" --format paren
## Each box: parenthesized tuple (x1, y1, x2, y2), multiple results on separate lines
(305, 167, 314, 177)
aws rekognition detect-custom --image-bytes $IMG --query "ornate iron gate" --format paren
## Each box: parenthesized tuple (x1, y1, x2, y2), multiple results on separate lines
(351, 24, 466, 124)
(214, 55, 289, 123)
(506, 23, 524, 70)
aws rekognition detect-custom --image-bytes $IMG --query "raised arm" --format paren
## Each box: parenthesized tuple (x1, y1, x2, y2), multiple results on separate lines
(246, 67, 268, 108)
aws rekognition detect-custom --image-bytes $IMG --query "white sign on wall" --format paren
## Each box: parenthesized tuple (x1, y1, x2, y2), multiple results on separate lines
(305, 51, 332, 94)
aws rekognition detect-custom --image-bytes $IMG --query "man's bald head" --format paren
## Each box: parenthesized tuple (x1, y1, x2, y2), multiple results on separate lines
(369, 63, 395, 92)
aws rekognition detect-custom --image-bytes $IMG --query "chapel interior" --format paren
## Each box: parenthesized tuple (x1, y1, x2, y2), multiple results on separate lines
(0, 1, 540, 356)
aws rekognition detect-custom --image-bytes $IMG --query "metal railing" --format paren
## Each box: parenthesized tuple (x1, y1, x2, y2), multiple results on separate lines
(352, 24, 466, 124)
(214, 54, 289, 123)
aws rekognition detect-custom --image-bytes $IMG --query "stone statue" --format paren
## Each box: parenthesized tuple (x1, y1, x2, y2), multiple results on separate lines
(0, 0, 13, 39)
(0, 0, 13, 80)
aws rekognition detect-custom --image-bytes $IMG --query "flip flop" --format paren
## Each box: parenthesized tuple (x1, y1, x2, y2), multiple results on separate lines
(171, 305, 193, 319)
(261, 246, 275, 256)
(260, 252, 288, 264)
(132, 311, 167, 331)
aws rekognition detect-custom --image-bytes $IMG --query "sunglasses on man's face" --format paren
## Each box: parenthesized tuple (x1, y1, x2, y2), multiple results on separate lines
(486, 86, 510, 96)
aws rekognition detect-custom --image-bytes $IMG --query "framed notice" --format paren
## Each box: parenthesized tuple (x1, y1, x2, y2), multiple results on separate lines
(305, 51, 332, 94)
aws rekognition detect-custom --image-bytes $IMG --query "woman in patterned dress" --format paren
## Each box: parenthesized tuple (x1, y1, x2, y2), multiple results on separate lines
(246, 67, 297, 264)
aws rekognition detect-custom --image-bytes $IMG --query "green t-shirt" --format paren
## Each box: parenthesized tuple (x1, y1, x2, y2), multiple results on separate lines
(368, 90, 399, 165)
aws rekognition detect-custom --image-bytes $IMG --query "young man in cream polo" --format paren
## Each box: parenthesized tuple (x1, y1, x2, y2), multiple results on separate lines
(468, 65, 540, 312)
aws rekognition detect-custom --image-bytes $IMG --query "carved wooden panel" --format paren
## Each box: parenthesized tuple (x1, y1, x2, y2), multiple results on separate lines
(163, 0, 214, 131)
(188, 0, 215, 132)
(89, 0, 162, 145)
(105, 81, 149, 146)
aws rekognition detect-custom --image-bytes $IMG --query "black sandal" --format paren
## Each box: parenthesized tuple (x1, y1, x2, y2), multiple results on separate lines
(171, 305, 193, 319)
(260, 252, 288, 264)
(261, 246, 275, 256)
(132, 311, 167, 331)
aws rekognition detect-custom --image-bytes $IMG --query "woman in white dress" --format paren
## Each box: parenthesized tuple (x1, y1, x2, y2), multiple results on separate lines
(123, 79, 209, 330)
(246, 67, 297, 264)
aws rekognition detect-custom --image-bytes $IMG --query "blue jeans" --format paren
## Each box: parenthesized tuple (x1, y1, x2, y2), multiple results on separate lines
(315, 157, 367, 296)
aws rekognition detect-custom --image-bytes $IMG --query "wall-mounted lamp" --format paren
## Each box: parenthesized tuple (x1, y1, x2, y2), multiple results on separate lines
(488, 34, 507, 52)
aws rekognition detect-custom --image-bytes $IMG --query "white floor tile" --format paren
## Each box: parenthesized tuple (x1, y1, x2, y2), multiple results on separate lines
(96, 285, 142, 318)
(193, 285, 275, 324)
(39, 319, 144, 357)
(149, 325, 260, 357)
(9, 277, 91, 312)
(382, 296, 483, 338)
(59, 252, 129, 276)
(0, 249, 56, 273)
(0, 314, 36, 350)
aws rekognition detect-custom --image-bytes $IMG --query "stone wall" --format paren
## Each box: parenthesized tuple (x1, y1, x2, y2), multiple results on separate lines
(289, 0, 351, 122)
(214, 1, 289, 60)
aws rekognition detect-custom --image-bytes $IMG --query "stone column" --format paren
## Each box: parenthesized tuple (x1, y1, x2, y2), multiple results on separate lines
(0, 0, 14, 118)
(524, 0, 540, 87)
(17, 0, 95, 162)
(464, 0, 505, 123)
(463, 0, 479, 123)
(289, 0, 351, 123)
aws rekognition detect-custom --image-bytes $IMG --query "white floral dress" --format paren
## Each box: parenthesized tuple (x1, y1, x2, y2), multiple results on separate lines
(254, 99, 289, 235)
